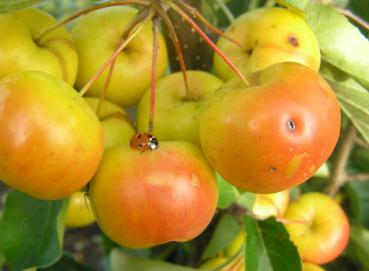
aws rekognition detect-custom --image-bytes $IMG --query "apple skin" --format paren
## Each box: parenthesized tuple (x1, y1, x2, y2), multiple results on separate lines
(89, 141, 218, 248)
(224, 231, 246, 257)
(0, 71, 104, 200)
(303, 262, 326, 271)
(65, 191, 95, 228)
(71, 6, 168, 107)
(84, 97, 135, 149)
(137, 71, 223, 146)
(199, 256, 244, 271)
(199, 62, 340, 193)
(0, 8, 78, 85)
(214, 7, 320, 81)
(253, 190, 290, 219)
(284, 193, 350, 264)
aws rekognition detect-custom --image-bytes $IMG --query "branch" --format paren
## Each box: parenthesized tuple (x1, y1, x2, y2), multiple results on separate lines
(336, 8, 369, 32)
(326, 122, 357, 196)
(346, 173, 369, 182)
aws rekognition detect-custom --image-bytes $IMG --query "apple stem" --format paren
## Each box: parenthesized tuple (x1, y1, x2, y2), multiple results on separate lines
(78, 9, 152, 98)
(148, 16, 161, 133)
(176, 1, 243, 49)
(156, 5, 191, 98)
(35, 0, 150, 43)
(167, 2, 249, 87)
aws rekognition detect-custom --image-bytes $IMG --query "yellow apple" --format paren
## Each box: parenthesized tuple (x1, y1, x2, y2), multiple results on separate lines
(71, 6, 168, 107)
(0, 8, 78, 85)
(84, 97, 135, 149)
(303, 262, 326, 271)
(253, 190, 290, 219)
(65, 192, 95, 228)
(213, 7, 320, 81)
(137, 71, 223, 146)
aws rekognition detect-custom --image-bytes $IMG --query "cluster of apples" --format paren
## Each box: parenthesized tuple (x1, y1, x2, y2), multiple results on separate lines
(0, 3, 344, 252)
(199, 192, 349, 271)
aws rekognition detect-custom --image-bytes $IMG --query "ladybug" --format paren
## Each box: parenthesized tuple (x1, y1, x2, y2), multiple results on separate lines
(130, 132, 159, 152)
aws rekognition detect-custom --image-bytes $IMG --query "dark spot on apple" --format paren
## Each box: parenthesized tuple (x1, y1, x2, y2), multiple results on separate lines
(288, 35, 299, 47)
(287, 119, 296, 132)
(270, 167, 277, 173)
(246, 48, 253, 55)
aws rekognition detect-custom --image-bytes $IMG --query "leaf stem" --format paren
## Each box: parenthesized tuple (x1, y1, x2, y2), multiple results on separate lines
(326, 122, 357, 196)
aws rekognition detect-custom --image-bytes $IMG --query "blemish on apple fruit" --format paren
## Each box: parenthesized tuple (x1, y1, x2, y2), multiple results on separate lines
(191, 174, 200, 187)
(270, 167, 277, 173)
(288, 35, 299, 47)
(287, 119, 296, 132)
(285, 153, 308, 179)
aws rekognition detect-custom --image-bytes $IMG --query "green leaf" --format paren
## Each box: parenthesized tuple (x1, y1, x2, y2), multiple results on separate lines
(349, 225, 369, 269)
(349, 0, 369, 26)
(0, 0, 42, 13)
(321, 62, 369, 144)
(346, 181, 369, 228)
(305, 4, 369, 87)
(216, 174, 240, 209)
(244, 216, 301, 271)
(109, 249, 198, 271)
(202, 213, 242, 260)
(0, 191, 67, 271)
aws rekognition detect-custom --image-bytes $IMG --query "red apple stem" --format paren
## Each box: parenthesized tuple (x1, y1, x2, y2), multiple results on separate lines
(155, 5, 191, 98)
(95, 8, 151, 116)
(167, 2, 249, 87)
(35, 0, 150, 43)
(148, 16, 161, 133)
(78, 10, 152, 98)
(175, 0, 243, 49)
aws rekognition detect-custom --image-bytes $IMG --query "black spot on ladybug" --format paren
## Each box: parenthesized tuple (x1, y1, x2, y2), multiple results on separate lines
(287, 119, 296, 132)
(148, 134, 153, 138)
(137, 134, 142, 139)
(288, 35, 299, 47)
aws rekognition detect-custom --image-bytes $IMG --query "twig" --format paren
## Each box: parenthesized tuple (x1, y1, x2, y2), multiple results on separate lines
(355, 136, 369, 149)
(336, 8, 369, 32)
(326, 122, 357, 196)
(346, 173, 369, 182)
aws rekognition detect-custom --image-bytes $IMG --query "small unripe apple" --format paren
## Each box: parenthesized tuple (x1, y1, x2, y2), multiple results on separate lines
(65, 192, 95, 228)
(71, 6, 168, 107)
(90, 141, 218, 248)
(0, 8, 78, 85)
(137, 71, 223, 146)
(84, 97, 135, 149)
(253, 190, 290, 219)
(200, 63, 340, 193)
(0, 71, 104, 200)
(303, 262, 326, 271)
(214, 7, 320, 81)
(284, 193, 350, 264)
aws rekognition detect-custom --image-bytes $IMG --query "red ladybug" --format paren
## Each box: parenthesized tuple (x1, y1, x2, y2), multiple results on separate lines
(130, 132, 159, 152)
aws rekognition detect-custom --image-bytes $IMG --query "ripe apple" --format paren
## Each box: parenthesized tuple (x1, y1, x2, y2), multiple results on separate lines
(0, 71, 104, 200)
(199, 62, 340, 193)
(89, 141, 218, 248)
(213, 7, 320, 81)
(84, 97, 135, 149)
(253, 190, 290, 219)
(71, 6, 168, 107)
(303, 262, 326, 271)
(65, 191, 95, 228)
(0, 8, 78, 85)
(284, 193, 350, 264)
(136, 71, 223, 146)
